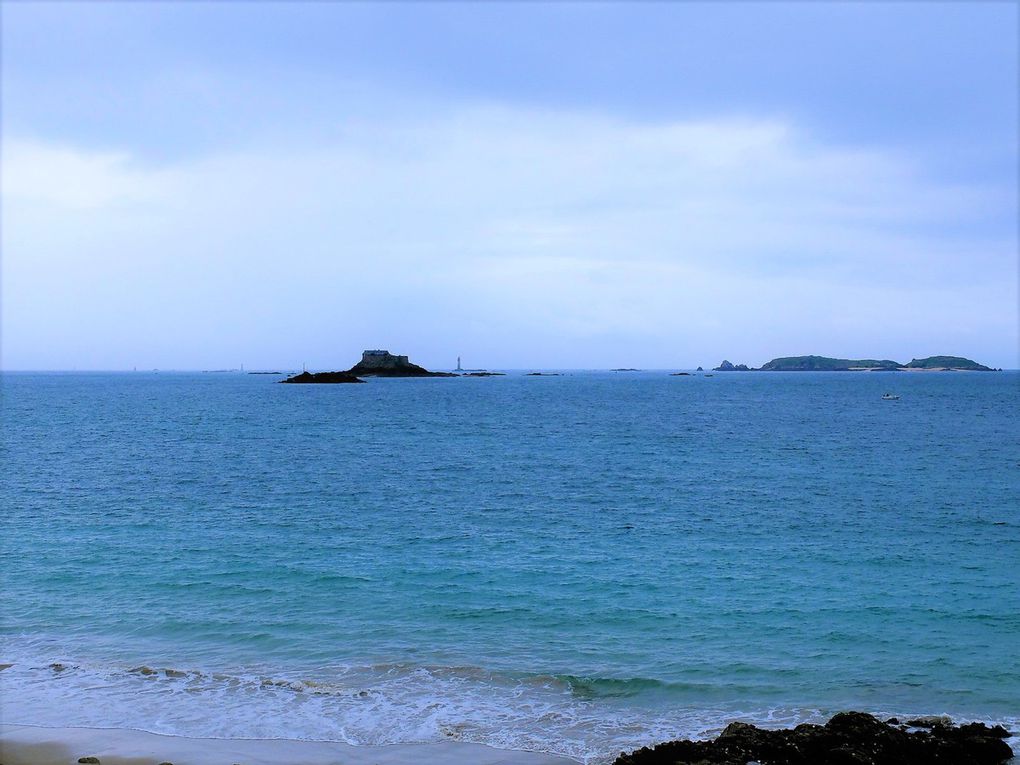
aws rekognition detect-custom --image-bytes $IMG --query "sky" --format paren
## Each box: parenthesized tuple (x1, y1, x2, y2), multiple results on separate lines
(2, 1, 1017, 370)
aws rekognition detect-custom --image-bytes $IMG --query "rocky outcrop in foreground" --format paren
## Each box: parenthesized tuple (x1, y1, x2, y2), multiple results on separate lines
(280, 371, 365, 384)
(613, 712, 1013, 765)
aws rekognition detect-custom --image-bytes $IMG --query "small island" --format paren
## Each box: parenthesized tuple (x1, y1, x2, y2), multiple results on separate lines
(901, 355, 994, 371)
(280, 350, 456, 383)
(714, 360, 752, 372)
(711, 355, 994, 372)
(348, 350, 457, 377)
(280, 370, 365, 384)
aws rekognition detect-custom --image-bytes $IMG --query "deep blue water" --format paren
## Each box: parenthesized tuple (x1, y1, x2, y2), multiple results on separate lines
(2, 371, 1018, 761)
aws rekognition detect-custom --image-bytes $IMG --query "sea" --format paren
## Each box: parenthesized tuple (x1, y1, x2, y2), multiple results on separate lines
(2, 370, 1018, 763)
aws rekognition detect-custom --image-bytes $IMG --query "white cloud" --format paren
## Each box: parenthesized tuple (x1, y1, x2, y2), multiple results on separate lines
(1, 107, 1015, 369)
(1, 141, 160, 209)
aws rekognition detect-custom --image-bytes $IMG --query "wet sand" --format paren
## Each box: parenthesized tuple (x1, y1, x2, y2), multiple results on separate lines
(0, 724, 578, 765)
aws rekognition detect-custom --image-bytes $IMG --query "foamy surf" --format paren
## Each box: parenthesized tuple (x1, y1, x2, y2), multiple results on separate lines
(2, 653, 1016, 764)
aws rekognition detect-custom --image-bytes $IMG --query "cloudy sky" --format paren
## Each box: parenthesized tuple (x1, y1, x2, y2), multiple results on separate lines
(2, 2, 1017, 370)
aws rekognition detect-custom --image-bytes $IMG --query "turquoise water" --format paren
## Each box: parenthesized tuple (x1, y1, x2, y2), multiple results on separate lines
(2, 371, 1018, 762)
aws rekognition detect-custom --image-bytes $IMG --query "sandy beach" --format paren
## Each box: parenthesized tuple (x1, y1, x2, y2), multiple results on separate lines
(0, 725, 578, 765)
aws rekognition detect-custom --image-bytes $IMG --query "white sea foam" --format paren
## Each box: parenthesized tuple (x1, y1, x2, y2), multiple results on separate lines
(2, 649, 1015, 764)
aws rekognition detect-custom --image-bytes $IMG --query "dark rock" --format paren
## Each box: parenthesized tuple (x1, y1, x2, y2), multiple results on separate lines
(280, 371, 365, 384)
(526, 372, 561, 376)
(612, 712, 1013, 765)
(671, 372, 691, 376)
(78, 758, 101, 764)
(713, 360, 752, 371)
(462, 371, 505, 376)
(612, 368, 640, 371)
(696, 366, 704, 371)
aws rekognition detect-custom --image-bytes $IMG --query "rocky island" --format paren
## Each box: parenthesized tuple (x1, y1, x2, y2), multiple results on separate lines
(280, 370, 365, 384)
(347, 349, 457, 377)
(711, 355, 994, 372)
(613, 711, 1013, 765)
(713, 360, 752, 371)
(280, 350, 456, 383)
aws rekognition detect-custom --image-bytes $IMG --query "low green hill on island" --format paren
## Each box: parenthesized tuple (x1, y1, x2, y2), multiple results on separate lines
(902, 356, 992, 371)
(758, 356, 900, 371)
(749, 355, 993, 371)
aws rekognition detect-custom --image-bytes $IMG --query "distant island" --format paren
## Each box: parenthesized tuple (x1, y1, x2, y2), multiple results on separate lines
(712, 355, 994, 372)
(280, 370, 365, 384)
(714, 360, 753, 372)
(281, 350, 456, 383)
(347, 350, 457, 377)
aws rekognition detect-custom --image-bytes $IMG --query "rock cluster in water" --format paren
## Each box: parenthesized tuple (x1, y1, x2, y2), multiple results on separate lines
(612, 712, 1013, 765)
(714, 360, 752, 371)
(279, 370, 365, 384)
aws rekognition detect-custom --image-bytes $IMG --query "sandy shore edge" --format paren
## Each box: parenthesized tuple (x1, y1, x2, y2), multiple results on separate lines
(0, 724, 579, 765)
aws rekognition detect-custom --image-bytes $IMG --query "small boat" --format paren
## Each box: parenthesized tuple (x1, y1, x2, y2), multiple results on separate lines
(881, 393, 900, 400)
